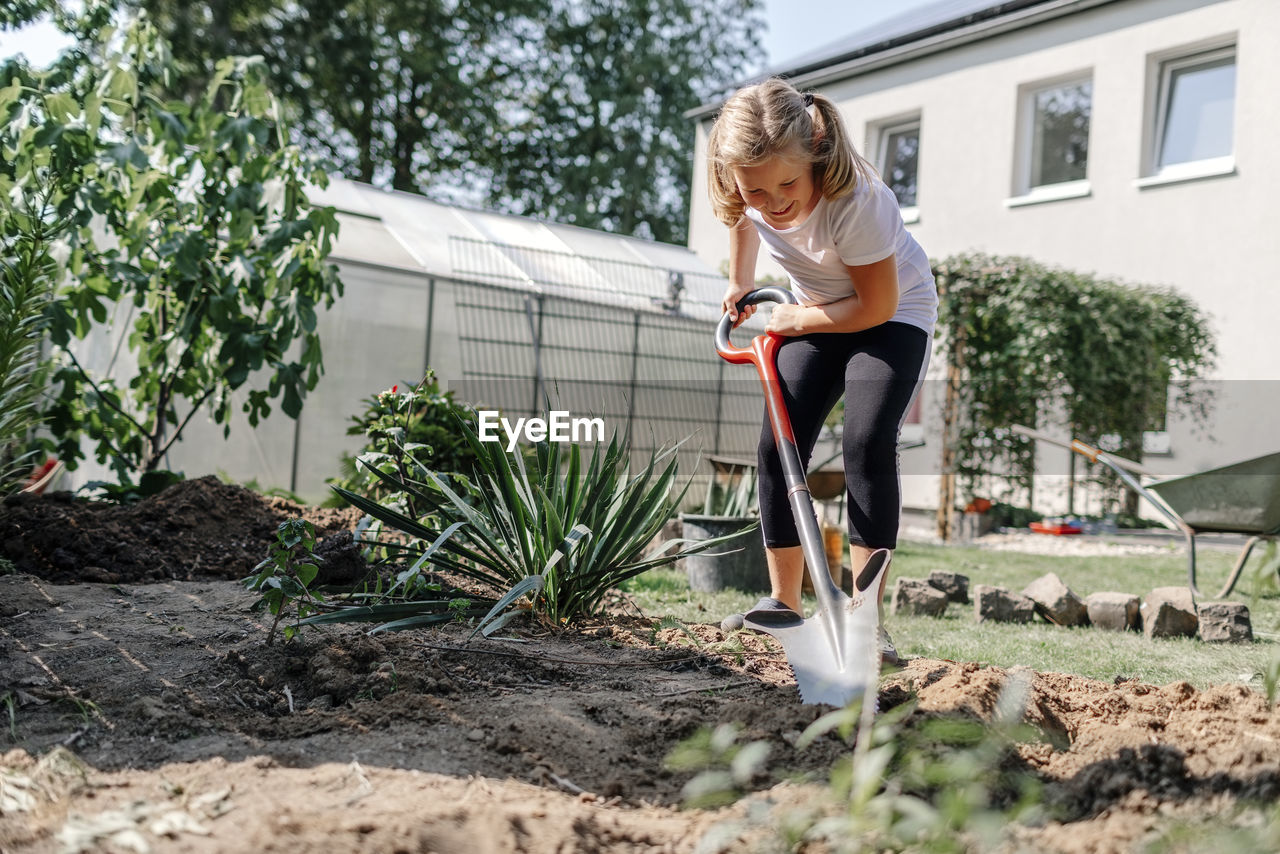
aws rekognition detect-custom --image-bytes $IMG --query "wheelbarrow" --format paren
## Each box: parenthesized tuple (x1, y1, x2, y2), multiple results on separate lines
(1012, 425, 1280, 598)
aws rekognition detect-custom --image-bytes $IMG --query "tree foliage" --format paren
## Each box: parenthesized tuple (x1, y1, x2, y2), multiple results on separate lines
(0, 0, 54, 30)
(0, 3, 343, 481)
(483, 0, 761, 242)
(933, 253, 1217, 520)
(136, 0, 762, 242)
(139, 0, 544, 194)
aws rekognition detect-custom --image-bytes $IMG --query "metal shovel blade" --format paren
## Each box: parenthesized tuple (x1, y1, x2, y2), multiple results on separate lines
(744, 550, 889, 706)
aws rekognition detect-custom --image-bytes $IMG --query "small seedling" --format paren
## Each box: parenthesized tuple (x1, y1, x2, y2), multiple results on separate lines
(664, 722, 771, 809)
(242, 518, 326, 644)
(649, 615, 703, 649)
(60, 695, 101, 726)
(1259, 654, 1280, 706)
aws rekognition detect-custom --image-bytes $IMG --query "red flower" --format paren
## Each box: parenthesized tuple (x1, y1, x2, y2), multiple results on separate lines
(392, 384, 398, 394)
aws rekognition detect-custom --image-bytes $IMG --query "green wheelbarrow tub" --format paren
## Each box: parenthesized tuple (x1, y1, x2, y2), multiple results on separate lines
(1146, 451, 1280, 536)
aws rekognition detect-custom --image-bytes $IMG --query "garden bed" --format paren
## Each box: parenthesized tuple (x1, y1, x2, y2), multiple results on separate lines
(2, 481, 1279, 852)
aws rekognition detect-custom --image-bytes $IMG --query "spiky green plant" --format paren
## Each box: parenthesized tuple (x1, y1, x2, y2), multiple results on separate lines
(0, 215, 55, 492)
(332, 425, 741, 633)
(701, 464, 758, 517)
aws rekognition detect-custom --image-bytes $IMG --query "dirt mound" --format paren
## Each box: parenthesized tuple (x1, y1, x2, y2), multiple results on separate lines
(888, 660, 1280, 852)
(0, 476, 363, 584)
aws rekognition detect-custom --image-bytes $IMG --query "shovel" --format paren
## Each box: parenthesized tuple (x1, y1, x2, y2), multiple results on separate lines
(715, 287, 888, 706)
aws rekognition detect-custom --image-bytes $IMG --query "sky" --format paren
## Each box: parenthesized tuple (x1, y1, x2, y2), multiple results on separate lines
(0, 17, 67, 66)
(3, 1, 943, 71)
(757, 0, 941, 71)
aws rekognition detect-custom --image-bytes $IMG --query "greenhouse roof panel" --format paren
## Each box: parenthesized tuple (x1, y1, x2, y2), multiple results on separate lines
(313, 177, 729, 316)
(325, 212, 422, 272)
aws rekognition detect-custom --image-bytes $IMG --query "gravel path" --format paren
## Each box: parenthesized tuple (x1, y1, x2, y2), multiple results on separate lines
(900, 523, 1232, 558)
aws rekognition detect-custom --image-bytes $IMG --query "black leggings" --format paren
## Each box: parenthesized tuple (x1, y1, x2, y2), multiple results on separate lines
(758, 321, 929, 550)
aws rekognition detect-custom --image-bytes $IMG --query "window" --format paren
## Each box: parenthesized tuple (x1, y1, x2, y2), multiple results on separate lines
(1029, 79, 1091, 187)
(1146, 45, 1236, 182)
(1009, 74, 1092, 205)
(876, 119, 920, 212)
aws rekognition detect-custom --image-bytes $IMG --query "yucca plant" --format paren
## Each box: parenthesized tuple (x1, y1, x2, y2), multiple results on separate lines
(0, 220, 56, 492)
(701, 465, 759, 517)
(331, 424, 736, 634)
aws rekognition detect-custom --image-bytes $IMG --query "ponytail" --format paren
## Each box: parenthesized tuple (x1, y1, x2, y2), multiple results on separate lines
(809, 93, 878, 201)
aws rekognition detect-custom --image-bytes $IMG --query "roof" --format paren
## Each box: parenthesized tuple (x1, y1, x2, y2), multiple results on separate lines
(309, 177, 731, 322)
(687, 0, 1120, 119)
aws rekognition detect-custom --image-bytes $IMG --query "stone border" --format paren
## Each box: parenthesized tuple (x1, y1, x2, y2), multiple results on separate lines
(889, 570, 1253, 643)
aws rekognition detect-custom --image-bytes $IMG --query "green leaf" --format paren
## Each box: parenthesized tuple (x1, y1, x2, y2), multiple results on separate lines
(296, 562, 318, 587)
(471, 574, 545, 639)
(104, 66, 137, 103)
(0, 78, 22, 112)
(42, 92, 79, 123)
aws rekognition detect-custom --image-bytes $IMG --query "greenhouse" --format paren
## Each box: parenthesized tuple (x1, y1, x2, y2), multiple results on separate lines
(132, 177, 772, 502)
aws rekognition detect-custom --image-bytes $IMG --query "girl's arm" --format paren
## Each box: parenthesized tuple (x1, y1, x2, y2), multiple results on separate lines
(765, 255, 899, 335)
(721, 217, 761, 326)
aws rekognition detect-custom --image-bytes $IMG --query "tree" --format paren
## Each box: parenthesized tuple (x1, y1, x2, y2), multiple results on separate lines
(932, 253, 1217, 539)
(482, 0, 762, 243)
(0, 3, 343, 481)
(136, 0, 762, 242)
(140, 0, 552, 195)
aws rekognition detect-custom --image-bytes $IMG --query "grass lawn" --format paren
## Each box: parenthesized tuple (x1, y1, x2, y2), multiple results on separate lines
(620, 536, 1280, 692)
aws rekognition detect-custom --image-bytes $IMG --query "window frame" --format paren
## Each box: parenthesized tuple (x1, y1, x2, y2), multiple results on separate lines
(872, 115, 922, 224)
(1138, 41, 1238, 188)
(1007, 70, 1094, 207)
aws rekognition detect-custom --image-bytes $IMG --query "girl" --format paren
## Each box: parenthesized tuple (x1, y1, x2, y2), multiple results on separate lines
(707, 78, 937, 664)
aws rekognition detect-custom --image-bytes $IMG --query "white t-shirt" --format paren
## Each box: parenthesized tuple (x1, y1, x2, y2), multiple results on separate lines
(744, 176, 937, 334)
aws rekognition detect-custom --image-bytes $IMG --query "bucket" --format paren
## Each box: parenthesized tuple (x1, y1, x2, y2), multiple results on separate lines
(679, 514, 769, 593)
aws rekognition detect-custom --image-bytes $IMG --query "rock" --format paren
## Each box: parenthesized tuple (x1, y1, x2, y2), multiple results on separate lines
(927, 570, 970, 604)
(1086, 592, 1140, 632)
(1197, 602, 1252, 643)
(1022, 572, 1088, 626)
(1141, 587, 1198, 639)
(892, 578, 949, 617)
(974, 584, 1035, 624)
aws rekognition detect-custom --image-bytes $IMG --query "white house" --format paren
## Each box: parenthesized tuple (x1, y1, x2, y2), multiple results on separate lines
(686, 0, 1279, 516)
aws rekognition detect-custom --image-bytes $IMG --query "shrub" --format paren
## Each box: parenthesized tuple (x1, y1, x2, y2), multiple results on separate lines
(327, 370, 481, 515)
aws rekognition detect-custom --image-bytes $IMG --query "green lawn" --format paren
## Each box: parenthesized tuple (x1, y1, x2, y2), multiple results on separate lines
(620, 537, 1280, 691)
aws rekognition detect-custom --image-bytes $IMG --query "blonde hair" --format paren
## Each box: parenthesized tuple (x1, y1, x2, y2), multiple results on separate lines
(706, 78, 877, 226)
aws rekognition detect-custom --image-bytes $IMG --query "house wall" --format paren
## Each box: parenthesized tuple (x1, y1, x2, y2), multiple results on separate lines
(687, 0, 1279, 516)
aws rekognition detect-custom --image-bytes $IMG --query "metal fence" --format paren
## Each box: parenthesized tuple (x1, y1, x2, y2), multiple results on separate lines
(446, 237, 768, 472)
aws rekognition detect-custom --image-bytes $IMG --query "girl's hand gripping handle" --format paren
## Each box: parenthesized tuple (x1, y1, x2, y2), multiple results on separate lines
(715, 287, 797, 364)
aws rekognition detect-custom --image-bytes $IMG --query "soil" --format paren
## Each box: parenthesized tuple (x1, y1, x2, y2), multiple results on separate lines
(2, 478, 1280, 853)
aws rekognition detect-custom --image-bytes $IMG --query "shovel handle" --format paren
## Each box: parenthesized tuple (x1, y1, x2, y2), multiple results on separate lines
(715, 287, 797, 364)
(715, 287, 845, 614)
